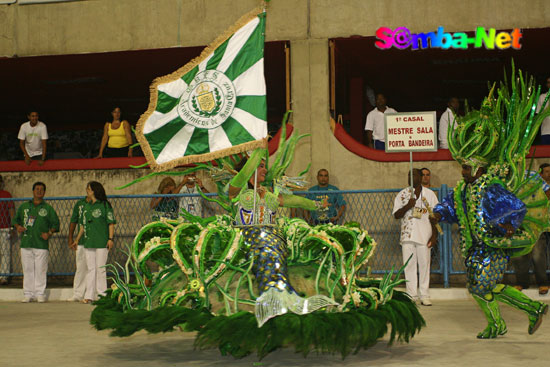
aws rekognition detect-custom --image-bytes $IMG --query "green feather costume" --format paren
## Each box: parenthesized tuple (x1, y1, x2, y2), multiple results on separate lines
(434, 63, 550, 338)
(91, 119, 424, 358)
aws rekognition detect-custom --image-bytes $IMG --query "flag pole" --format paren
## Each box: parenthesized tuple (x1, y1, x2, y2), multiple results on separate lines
(409, 151, 414, 194)
(253, 169, 258, 225)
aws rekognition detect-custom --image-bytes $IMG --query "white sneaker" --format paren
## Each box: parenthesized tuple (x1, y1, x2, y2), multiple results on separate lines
(37, 296, 47, 303)
(421, 299, 432, 306)
(66, 296, 82, 302)
(21, 297, 34, 303)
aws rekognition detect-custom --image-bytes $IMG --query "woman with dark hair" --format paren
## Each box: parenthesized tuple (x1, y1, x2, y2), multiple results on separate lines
(150, 177, 182, 220)
(96, 107, 133, 158)
(73, 181, 116, 303)
(227, 150, 335, 325)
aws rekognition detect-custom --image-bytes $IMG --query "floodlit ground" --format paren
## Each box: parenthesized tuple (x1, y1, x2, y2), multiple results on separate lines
(0, 299, 549, 367)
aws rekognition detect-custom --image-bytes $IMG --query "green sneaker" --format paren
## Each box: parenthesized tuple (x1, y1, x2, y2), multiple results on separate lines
(528, 302, 548, 335)
(493, 284, 548, 335)
(472, 294, 507, 339)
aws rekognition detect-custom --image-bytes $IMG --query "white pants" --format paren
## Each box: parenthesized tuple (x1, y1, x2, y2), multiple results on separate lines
(21, 248, 49, 298)
(73, 245, 88, 299)
(402, 242, 431, 300)
(0, 229, 11, 280)
(84, 248, 108, 300)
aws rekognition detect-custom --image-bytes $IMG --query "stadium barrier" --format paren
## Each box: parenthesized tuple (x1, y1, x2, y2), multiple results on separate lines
(1, 186, 548, 288)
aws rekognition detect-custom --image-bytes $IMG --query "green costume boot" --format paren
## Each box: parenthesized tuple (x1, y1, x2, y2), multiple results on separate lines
(472, 294, 507, 339)
(493, 284, 549, 334)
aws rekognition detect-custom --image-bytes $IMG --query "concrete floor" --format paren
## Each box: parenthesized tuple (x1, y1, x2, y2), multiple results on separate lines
(1, 300, 549, 367)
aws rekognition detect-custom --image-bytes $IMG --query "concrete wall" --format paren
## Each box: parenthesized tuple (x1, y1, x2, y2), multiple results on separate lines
(2, 0, 550, 193)
(2, 0, 549, 57)
(0, 0, 310, 57)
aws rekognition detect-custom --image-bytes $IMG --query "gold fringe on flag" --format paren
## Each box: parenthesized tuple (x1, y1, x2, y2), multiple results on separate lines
(136, 6, 266, 172)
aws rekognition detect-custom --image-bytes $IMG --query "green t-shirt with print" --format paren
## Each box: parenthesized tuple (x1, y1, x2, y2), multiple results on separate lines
(12, 200, 60, 250)
(83, 200, 116, 249)
(70, 198, 89, 246)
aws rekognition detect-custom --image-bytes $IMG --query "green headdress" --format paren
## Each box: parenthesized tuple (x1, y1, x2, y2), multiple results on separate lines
(448, 84, 499, 174)
(449, 62, 550, 190)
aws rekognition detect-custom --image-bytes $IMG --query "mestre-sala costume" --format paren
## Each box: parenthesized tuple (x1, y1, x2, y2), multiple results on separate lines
(433, 64, 550, 339)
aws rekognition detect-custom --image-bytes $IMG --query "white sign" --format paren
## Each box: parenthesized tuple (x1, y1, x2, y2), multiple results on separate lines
(384, 111, 437, 152)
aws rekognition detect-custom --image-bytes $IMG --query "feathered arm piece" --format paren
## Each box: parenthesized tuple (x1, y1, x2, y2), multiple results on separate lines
(273, 176, 309, 195)
(264, 111, 311, 185)
(280, 194, 324, 211)
(228, 149, 264, 189)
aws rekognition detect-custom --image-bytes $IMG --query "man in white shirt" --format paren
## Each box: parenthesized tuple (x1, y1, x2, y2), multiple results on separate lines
(438, 97, 459, 149)
(18, 111, 48, 166)
(537, 77, 550, 145)
(364, 93, 397, 150)
(392, 169, 439, 305)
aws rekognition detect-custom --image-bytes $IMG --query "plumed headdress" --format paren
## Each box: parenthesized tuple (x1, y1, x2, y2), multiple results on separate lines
(449, 62, 550, 191)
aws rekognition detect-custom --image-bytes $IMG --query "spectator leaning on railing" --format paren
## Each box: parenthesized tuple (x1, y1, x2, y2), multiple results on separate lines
(306, 169, 346, 225)
(18, 111, 48, 166)
(365, 93, 397, 151)
(96, 107, 133, 158)
(0, 175, 15, 285)
(438, 97, 459, 150)
(420, 167, 431, 188)
(12, 182, 60, 303)
(537, 77, 550, 145)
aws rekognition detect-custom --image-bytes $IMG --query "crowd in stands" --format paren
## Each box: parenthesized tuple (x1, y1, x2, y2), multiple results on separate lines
(0, 107, 143, 162)
(4, 77, 549, 163)
(363, 76, 550, 151)
(0, 129, 104, 161)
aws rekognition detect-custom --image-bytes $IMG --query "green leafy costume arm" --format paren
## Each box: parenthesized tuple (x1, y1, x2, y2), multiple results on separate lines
(280, 194, 322, 211)
(228, 149, 264, 190)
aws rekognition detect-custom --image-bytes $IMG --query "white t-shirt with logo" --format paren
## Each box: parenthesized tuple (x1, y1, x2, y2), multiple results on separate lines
(364, 107, 398, 142)
(392, 186, 439, 246)
(18, 121, 48, 157)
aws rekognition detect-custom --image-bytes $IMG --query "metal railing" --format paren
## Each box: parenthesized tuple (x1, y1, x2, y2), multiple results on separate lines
(1, 186, 548, 287)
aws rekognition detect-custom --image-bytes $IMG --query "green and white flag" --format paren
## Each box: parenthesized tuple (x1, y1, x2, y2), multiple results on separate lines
(137, 9, 267, 171)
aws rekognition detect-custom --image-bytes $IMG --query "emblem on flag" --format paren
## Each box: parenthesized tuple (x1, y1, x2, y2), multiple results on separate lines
(179, 71, 235, 127)
(136, 8, 268, 171)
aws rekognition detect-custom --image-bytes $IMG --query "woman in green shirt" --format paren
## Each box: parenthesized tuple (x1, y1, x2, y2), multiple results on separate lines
(73, 181, 116, 303)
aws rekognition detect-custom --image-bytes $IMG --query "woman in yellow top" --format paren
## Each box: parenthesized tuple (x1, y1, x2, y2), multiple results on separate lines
(96, 107, 133, 158)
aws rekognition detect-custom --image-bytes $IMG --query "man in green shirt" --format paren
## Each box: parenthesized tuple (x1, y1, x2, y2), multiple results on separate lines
(12, 182, 60, 303)
(67, 197, 90, 301)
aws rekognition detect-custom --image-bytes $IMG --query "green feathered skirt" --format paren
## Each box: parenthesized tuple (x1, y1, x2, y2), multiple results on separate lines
(90, 289, 424, 359)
